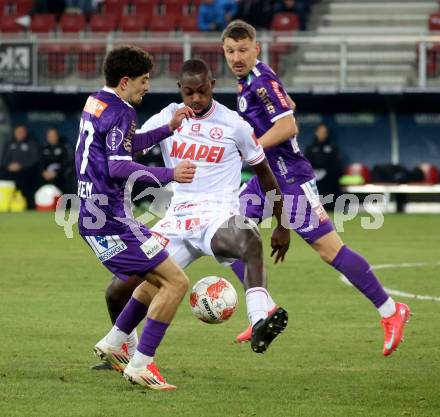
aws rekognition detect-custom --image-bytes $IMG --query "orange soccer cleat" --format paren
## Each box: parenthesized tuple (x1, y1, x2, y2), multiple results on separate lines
(124, 362, 176, 391)
(381, 302, 411, 356)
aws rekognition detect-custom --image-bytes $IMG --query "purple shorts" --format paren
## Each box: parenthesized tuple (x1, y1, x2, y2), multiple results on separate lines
(82, 224, 169, 281)
(239, 176, 334, 244)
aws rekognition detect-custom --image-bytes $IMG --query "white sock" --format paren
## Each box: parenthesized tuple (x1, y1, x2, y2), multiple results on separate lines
(126, 329, 138, 358)
(378, 297, 396, 318)
(267, 292, 276, 311)
(246, 287, 268, 326)
(130, 350, 153, 368)
(105, 325, 128, 347)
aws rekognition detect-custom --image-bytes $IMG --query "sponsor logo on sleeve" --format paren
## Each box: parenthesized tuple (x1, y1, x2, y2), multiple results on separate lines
(123, 120, 136, 153)
(256, 87, 276, 114)
(83, 96, 108, 118)
(269, 80, 289, 108)
(106, 127, 124, 151)
(87, 235, 127, 262)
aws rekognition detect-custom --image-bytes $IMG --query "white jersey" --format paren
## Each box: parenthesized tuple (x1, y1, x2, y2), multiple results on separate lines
(138, 100, 265, 206)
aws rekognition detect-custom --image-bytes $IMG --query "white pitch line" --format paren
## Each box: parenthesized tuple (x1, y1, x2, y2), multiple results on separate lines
(339, 262, 440, 302)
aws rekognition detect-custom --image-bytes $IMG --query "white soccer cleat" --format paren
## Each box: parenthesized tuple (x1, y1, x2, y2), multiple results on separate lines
(93, 337, 129, 373)
(123, 362, 176, 391)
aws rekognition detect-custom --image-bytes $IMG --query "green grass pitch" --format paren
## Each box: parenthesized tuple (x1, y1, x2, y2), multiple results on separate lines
(1, 212, 439, 417)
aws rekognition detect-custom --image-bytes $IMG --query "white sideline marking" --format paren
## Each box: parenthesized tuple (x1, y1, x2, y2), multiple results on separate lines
(339, 262, 440, 302)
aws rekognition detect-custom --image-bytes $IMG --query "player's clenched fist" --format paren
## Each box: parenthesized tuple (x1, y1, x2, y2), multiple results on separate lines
(168, 106, 195, 131)
(173, 160, 196, 183)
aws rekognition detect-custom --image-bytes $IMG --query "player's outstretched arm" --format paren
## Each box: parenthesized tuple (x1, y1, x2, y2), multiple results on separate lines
(252, 159, 290, 263)
(108, 159, 174, 185)
(258, 114, 298, 149)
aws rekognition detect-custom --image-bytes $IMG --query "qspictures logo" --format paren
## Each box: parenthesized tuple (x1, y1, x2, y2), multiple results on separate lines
(0, 44, 32, 85)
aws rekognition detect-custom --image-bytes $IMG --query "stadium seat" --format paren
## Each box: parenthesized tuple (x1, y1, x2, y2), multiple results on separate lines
(344, 163, 371, 184)
(270, 12, 299, 32)
(59, 13, 86, 34)
(165, 44, 184, 75)
(0, 0, 11, 17)
(426, 43, 440, 77)
(132, 0, 158, 17)
(119, 15, 148, 33)
(163, 0, 183, 16)
(269, 43, 291, 75)
(76, 45, 106, 78)
(14, 0, 33, 16)
(90, 14, 118, 33)
(30, 13, 57, 33)
(149, 14, 178, 32)
(193, 44, 222, 75)
(39, 45, 70, 78)
(178, 15, 199, 32)
(0, 15, 24, 32)
(182, 0, 199, 17)
(102, 0, 130, 17)
(428, 12, 440, 31)
(418, 163, 439, 184)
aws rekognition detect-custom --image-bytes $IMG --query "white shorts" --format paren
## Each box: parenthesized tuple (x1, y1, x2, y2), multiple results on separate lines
(151, 200, 240, 268)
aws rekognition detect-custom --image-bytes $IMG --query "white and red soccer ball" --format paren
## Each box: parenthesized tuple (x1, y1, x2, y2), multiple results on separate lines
(190, 276, 238, 324)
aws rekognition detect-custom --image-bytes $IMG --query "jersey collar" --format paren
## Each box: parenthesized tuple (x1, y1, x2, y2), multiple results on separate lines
(102, 86, 134, 109)
(192, 100, 216, 120)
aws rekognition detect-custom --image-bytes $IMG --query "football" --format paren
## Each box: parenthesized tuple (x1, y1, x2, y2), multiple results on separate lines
(189, 276, 238, 324)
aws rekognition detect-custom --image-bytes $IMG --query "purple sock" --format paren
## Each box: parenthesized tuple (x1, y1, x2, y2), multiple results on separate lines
(137, 318, 169, 357)
(331, 246, 389, 308)
(231, 259, 245, 284)
(115, 297, 148, 335)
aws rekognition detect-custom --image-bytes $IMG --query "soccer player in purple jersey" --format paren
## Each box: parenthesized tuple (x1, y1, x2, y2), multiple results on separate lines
(221, 20, 410, 356)
(75, 45, 198, 390)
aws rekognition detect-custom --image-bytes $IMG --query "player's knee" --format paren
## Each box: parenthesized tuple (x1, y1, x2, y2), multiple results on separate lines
(173, 269, 189, 295)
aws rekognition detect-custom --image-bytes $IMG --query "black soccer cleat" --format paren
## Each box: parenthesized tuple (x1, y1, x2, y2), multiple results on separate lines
(90, 361, 114, 371)
(251, 307, 288, 354)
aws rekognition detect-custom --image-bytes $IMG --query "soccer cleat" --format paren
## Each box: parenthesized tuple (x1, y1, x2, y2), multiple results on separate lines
(251, 307, 288, 353)
(381, 302, 411, 356)
(93, 338, 129, 373)
(123, 362, 176, 391)
(90, 361, 113, 371)
(235, 306, 279, 343)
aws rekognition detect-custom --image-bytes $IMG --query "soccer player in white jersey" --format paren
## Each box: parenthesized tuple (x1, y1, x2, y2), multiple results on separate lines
(97, 59, 291, 377)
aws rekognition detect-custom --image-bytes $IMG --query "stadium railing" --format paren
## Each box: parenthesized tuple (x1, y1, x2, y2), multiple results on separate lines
(0, 33, 440, 92)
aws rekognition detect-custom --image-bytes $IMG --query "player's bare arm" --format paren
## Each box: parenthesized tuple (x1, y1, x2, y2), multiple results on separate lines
(168, 106, 195, 131)
(252, 159, 290, 263)
(258, 114, 298, 149)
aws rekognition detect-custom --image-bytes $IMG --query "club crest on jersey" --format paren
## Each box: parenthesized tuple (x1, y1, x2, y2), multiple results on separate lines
(238, 96, 247, 112)
(86, 235, 127, 262)
(209, 127, 223, 140)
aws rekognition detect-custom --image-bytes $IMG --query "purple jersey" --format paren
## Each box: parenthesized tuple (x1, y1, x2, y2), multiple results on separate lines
(75, 87, 142, 235)
(237, 61, 314, 186)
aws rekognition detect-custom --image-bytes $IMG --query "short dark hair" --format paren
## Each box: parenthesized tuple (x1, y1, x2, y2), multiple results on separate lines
(179, 58, 212, 80)
(221, 19, 256, 42)
(103, 45, 153, 87)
